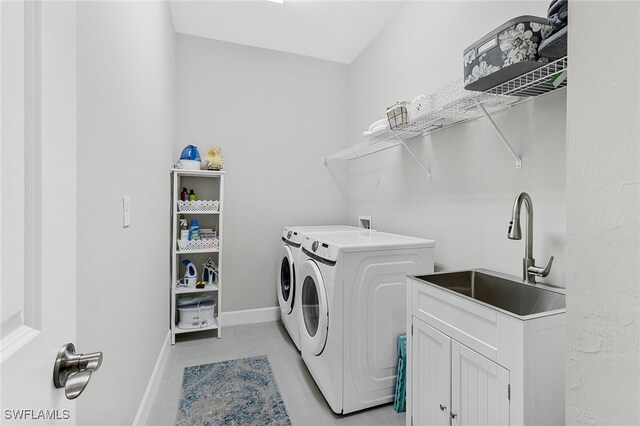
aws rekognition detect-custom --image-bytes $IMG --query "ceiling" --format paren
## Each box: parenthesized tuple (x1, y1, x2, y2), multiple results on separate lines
(168, 1, 407, 64)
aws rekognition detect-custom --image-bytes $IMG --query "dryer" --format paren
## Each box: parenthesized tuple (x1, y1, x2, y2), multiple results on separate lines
(278, 225, 360, 351)
(297, 231, 435, 414)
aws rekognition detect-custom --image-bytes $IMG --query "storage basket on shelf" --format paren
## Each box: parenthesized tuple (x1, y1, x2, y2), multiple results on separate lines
(387, 102, 409, 129)
(463, 15, 553, 91)
(177, 238, 220, 252)
(177, 200, 220, 213)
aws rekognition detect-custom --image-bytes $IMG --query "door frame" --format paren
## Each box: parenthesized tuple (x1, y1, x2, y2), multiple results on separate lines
(1, 0, 43, 363)
(1, 0, 77, 419)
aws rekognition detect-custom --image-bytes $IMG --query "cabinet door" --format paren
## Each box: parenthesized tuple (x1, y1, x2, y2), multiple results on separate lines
(451, 341, 510, 426)
(411, 318, 451, 426)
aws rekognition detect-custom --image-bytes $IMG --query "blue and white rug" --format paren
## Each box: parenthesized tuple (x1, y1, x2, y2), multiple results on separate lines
(176, 356, 291, 426)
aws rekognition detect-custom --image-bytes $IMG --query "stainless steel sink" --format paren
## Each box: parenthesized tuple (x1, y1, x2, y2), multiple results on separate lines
(412, 269, 565, 319)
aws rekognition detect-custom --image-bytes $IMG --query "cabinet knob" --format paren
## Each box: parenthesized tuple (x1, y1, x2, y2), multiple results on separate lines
(439, 404, 447, 411)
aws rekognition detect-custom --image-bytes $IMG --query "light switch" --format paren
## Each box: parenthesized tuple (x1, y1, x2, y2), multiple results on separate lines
(123, 197, 131, 228)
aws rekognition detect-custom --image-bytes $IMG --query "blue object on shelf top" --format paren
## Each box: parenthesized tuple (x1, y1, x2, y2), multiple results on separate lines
(180, 145, 201, 161)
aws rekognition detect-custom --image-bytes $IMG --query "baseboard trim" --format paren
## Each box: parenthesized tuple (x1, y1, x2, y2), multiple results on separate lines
(221, 306, 281, 327)
(133, 331, 170, 425)
(131, 308, 279, 424)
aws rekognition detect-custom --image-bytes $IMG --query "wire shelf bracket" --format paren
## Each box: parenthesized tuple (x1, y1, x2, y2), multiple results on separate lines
(392, 131, 432, 180)
(325, 146, 384, 185)
(353, 146, 383, 185)
(476, 103, 522, 169)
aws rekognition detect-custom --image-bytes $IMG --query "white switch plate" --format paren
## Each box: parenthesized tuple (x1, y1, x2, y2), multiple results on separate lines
(123, 197, 131, 228)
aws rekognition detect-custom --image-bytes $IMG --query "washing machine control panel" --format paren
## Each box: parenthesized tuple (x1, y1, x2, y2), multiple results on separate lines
(282, 228, 303, 246)
(302, 237, 338, 263)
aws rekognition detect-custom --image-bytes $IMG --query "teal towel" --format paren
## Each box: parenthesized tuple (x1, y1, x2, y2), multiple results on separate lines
(394, 334, 407, 413)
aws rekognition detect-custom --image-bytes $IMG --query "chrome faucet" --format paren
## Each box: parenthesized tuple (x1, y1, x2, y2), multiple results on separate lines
(507, 192, 554, 284)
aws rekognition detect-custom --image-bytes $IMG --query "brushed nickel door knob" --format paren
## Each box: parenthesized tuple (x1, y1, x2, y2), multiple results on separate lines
(53, 343, 102, 400)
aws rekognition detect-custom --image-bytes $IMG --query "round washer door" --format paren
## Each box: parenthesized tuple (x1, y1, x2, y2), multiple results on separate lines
(277, 245, 295, 315)
(299, 260, 328, 356)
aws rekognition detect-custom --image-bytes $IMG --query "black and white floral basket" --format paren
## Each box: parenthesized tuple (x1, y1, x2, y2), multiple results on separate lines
(463, 15, 553, 92)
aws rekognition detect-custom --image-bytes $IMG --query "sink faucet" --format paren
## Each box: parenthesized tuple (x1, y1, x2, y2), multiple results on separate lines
(507, 192, 554, 284)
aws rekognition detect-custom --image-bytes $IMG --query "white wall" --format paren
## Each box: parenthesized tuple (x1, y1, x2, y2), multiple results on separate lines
(76, 2, 175, 424)
(566, 1, 640, 423)
(176, 35, 349, 312)
(344, 1, 567, 286)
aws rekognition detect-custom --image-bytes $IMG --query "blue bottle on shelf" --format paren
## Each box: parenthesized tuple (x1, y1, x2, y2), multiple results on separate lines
(188, 220, 201, 241)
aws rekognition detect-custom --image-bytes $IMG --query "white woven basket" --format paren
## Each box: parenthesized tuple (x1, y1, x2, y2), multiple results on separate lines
(177, 238, 220, 252)
(177, 200, 220, 213)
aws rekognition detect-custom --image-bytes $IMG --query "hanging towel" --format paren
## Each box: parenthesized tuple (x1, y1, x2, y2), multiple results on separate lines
(393, 334, 407, 413)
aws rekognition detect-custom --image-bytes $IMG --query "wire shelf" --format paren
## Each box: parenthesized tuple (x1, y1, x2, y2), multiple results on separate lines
(324, 56, 567, 163)
(485, 56, 568, 97)
(323, 129, 421, 162)
(397, 91, 520, 136)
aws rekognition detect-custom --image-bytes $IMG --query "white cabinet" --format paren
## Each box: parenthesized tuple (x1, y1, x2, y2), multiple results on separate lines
(451, 340, 509, 426)
(411, 318, 509, 426)
(411, 318, 451, 426)
(407, 276, 565, 426)
(170, 169, 225, 344)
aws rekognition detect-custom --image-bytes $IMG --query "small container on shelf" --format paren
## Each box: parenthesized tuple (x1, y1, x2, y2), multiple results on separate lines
(386, 102, 409, 129)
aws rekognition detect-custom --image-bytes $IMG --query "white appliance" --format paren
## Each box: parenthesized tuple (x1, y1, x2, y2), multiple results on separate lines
(278, 225, 361, 351)
(177, 302, 216, 330)
(296, 230, 435, 414)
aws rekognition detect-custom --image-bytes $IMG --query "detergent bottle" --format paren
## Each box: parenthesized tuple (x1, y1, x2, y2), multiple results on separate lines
(188, 219, 201, 241)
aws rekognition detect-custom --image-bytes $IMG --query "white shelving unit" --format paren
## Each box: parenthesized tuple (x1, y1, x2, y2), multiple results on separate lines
(170, 169, 225, 344)
(324, 56, 568, 176)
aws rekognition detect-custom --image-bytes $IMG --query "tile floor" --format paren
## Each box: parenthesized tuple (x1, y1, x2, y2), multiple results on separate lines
(147, 321, 405, 425)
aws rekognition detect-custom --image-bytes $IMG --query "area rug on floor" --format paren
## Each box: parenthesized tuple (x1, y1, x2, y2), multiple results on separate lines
(176, 355, 291, 426)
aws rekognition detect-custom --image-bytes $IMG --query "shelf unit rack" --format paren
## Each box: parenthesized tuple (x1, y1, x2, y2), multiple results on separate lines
(170, 169, 225, 344)
(323, 56, 568, 178)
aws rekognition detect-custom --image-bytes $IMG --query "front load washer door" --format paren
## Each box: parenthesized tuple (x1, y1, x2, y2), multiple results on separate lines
(299, 260, 328, 356)
(278, 245, 295, 315)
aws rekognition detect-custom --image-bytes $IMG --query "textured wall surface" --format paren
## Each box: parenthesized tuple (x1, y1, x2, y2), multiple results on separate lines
(565, 1, 640, 424)
(176, 35, 349, 312)
(76, 2, 175, 424)
(343, 1, 567, 286)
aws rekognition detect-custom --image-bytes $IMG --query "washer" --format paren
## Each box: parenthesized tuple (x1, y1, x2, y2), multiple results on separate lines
(297, 231, 435, 414)
(278, 225, 361, 351)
